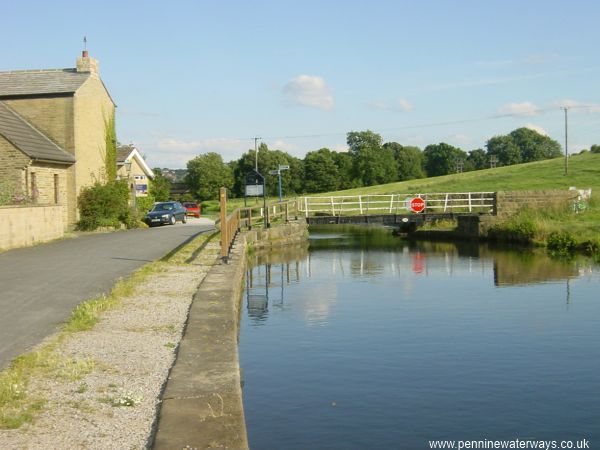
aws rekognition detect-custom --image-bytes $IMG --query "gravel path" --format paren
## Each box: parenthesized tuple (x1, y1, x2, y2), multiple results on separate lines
(0, 235, 220, 449)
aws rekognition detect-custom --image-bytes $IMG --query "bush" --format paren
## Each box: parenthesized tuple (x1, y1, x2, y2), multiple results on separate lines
(547, 231, 577, 256)
(77, 181, 132, 231)
(136, 194, 155, 217)
(580, 239, 599, 257)
(0, 180, 31, 206)
(0, 180, 14, 206)
(488, 216, 537, 244)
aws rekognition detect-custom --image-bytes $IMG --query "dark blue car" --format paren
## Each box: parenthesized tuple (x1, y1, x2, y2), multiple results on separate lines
(144, 201, 187, 226)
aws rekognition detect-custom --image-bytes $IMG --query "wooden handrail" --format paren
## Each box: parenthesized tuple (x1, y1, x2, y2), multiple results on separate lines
(219, 188, 298, 262)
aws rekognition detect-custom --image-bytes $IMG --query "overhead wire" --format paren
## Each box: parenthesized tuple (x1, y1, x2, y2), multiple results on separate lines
(240, 104, 600, 142)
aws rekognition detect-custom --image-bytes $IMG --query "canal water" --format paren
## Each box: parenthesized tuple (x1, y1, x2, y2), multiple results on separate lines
(239, 228, 600, 450)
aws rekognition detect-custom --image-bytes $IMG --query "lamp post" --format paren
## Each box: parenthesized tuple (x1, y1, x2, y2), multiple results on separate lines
(124, 161, 136, 209)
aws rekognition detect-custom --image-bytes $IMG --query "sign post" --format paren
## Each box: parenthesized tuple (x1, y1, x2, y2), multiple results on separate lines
(269, 165, 290, 202)
(244, 170, 268, 228)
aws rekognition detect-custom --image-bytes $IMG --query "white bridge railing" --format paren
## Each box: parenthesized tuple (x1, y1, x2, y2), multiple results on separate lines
(299, 192, 496, 217)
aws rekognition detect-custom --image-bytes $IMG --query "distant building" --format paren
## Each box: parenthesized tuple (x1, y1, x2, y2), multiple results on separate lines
(117, 145, 154, 197)
(0, 51, 115, 227)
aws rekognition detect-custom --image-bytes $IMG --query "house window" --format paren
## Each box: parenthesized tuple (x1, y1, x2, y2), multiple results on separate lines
(54, 174, 59, 204)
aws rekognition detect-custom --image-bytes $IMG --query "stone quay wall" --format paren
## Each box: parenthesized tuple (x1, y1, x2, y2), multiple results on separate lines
(153, 220, 308, 449)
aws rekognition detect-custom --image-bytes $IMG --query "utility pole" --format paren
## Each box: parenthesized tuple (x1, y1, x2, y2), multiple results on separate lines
(562, 107, 569, 175)
(254, 137, 261, 171)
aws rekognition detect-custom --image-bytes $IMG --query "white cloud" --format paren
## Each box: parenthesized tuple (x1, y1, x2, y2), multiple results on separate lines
(269, 139, 301, 156)
(332, 143, 349, 153)
(523, 123, 547, 135)
(145, 137, 246, 167)
(397, 98, 414, 112)
(282, 75, 334, 110)
(497, 101, 539, 116)
(570, 143, 591, 153)
(447, 134, 473, 146)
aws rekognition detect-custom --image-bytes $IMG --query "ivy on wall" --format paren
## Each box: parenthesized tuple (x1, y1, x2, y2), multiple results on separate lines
(104, 112, 117, 181)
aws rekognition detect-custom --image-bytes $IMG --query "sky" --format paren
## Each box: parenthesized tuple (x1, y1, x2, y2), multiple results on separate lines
(3, 0, 600, 168)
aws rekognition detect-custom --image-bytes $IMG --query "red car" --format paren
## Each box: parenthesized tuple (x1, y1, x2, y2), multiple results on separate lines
(182, 202, 201, 218)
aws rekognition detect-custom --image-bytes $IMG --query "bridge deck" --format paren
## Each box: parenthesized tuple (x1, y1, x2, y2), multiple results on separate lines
(306, 212, 483, 226)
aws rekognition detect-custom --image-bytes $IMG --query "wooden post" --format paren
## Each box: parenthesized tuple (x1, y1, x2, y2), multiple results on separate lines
(285, 202, 289, 222)
(248, 208, 252, 230)
(220, 187, 228, 262)
(265, 203, 270, 228)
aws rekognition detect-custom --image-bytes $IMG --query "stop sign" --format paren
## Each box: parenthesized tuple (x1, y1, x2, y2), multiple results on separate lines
(409, 197, 426, 213)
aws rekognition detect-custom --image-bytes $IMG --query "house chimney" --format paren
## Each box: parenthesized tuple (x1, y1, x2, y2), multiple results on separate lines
(76, 51, 99, 75)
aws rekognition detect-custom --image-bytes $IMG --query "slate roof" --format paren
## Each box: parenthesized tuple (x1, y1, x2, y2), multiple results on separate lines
(117, 145, 135, 163)
(0, 69, 90, 97)
(0, 101, 75, 164)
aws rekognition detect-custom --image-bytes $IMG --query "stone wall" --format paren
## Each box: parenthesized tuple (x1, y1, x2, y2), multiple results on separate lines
(0, 205, 64, 250)
(495, 190, 578, 217)
(27, 163, 69, 225)
(244, 219, 309, 250)
(73, 76, 115, 225)
(0, 135, 29, 196)
(4, 97, 75, 152)
(456, 190, 580, 238)
(5, 96, 78, 225)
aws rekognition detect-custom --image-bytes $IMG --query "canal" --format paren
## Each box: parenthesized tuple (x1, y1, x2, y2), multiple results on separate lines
(239, 227, 600, 449)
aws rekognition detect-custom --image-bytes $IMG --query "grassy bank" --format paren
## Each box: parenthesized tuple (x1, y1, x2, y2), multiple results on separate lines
(314, 153, 600, 255)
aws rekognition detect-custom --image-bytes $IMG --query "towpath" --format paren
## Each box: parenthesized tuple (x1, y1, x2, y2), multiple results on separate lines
(0, 218, 214, 370)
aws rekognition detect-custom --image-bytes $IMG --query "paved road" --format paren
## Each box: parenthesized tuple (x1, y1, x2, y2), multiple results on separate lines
(0, 218, 215, 370)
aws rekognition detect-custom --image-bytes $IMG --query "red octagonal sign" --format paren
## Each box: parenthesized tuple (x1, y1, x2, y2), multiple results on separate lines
(410, 197, 426, 213)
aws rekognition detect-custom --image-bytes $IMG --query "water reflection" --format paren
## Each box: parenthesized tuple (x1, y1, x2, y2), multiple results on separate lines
(245, 228, 597, 327)
(241, 229, 600, 450)
(245, 245, 308, 326)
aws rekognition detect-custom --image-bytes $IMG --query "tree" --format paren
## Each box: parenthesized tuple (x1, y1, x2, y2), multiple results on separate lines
(590, 144, 600, 154)
(346, 131, 396, 186)
(352, 146, 397, 186)
(486, 135, 522, 166)
(423, 142, 467, 177)
(303, 148, 339, 193)
(231, 143, 303, 198)
(346, 130, 383, 155)
(467, 148, 488, 170)
(384, 142, 425, 180)
(186, 152, 234, 200)
(150, 168, 172, 201)
(332, 152, 357, 190)
(509, 127, 562, 162)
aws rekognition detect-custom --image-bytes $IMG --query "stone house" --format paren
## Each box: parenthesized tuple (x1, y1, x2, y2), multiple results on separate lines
(116, 145, 154, 197)
(0, 51, 116, 228)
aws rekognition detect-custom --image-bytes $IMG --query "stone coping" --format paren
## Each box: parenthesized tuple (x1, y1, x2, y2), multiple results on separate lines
(152, 234, 249, 450)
